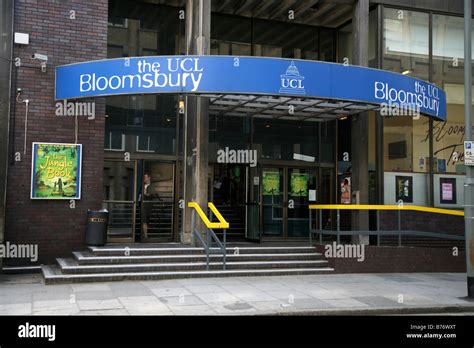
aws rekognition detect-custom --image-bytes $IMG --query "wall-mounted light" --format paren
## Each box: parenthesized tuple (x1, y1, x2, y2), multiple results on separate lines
(401, 70, 411, 75)
(178, 99, 185, 114)
(14, 32, 29, 45)
(339, 115, 348, 121)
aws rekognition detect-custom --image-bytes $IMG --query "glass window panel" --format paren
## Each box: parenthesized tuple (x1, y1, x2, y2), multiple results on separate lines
(253, 119, 319, 161)
(106, 95, 177, 155)
(383, 8, 429, 80)
(320, 28, 335, 62)
(337, 22, 352, 64)
(432, 14, 471, 176)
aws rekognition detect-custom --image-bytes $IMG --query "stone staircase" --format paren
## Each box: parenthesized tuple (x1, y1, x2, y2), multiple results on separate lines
(212, 204, 246, 241)
(41, 243, 333, 284)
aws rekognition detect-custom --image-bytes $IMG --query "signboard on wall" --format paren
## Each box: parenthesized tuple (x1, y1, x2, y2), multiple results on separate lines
(340, 177, 351, 204)
(395, 175, 413, 203)
(290, 173, 308, 197)
(440, 178, 457, 204)
(262, 171, 280, 196)
(465, 141, 474, 166)
(55, 55, 447, 120)
(31, 142, 82, 199)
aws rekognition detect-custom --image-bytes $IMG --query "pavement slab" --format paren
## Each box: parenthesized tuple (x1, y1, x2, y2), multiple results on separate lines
(0, 272, 472, 315)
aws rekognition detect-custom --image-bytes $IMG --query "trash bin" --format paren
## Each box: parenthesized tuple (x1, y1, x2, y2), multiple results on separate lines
(85, 209, 109, 246)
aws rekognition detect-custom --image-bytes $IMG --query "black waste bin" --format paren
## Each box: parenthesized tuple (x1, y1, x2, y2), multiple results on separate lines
(85, 210, 109, 246)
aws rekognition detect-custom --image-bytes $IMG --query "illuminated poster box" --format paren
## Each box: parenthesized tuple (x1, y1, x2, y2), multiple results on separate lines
(30, 142, 82, 200)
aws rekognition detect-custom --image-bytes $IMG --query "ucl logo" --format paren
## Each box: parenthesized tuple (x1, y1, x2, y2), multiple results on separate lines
(279, 61, 306, 95)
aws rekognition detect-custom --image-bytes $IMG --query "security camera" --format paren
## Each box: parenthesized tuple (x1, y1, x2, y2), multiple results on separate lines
(31, 53, 48, 62)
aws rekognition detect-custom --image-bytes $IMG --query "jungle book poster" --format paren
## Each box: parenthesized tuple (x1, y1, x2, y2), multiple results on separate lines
(290, 173, 308, 197)
(262, 171, 280, 196)
(31, 142, 82, 199)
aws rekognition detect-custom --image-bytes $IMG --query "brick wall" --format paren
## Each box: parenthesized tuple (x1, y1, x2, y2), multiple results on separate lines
(5, 0, 108, 265)
(315, 245, 466, 273)
(379, 210, 464, 237)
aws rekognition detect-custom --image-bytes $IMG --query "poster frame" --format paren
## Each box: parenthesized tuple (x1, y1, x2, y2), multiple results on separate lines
(30, 142, 83, 200)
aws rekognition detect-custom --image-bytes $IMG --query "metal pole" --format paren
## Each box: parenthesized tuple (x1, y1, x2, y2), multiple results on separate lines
(398, 210, 401, 247)
(223, 229, 226, 270)
(464, 0, 474, 298)
(319, 209, 323, 244)
(376, 210, 380, 247)
(337, 209, 340, 244)
(191, 209, 195, 242)
(206, 227, 210, 271)
(309, 208, 312, 246)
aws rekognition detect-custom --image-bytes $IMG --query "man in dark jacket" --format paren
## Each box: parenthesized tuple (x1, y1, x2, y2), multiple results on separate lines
(141, 173, 159, 240)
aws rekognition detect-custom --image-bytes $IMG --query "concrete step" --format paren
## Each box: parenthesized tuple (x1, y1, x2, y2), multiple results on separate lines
(88, 245, 320, 256)
(57, 257, 329, 274)
(42, 264, 334, 284)
(73, 251, 323, 265)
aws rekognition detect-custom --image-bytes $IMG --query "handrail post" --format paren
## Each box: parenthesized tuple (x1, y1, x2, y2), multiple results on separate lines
(206, 227, 210, 270)
(376, 210, 380, 247)
(309, 208, 312, 246)
(319, 209, 323, 244)
(191, 208, 195, 242)
(337, 209, 340, 244)
(398, 209, 402, 247)
(223, 229, 226, 270)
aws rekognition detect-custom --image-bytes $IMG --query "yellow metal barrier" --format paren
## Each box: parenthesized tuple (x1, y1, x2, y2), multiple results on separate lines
(309, 204, 464, 217)
(188, 202, 229, 270)
(308, 204, 464, 246)
(188, 202, 229, 229)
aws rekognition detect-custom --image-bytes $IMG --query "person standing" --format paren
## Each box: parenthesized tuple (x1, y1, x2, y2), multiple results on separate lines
(141, 173, 155, 241)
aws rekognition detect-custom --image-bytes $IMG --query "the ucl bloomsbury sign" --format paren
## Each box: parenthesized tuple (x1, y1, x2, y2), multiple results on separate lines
(55, 55, 447, 121)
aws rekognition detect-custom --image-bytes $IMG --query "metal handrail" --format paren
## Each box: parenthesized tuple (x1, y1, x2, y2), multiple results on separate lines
(308, 204, 464, 247)
(188, 202, 228, 270)
(188, 202, 229, 228)
(309, 204, 464, 216)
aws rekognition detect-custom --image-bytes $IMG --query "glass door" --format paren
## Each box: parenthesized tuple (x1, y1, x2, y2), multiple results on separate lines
(245, 165, 261, 241)
(287, 168, 318, 237)
(103, 160, 137, 242)
(261, 167, 284, 237)
(138, 161, 175, 242)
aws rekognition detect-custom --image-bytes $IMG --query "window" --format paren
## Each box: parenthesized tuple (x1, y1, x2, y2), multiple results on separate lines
(253, 119, 319, 161)
(383, 8, 429, 80)
(210, 13, 333, 62)
(106, 3, 182, 156)
(432, 14, 470, 175)
(104, 132, 125, 151)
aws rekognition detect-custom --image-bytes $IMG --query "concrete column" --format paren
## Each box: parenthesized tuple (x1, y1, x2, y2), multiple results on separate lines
(351, 0, 370, 244)
(181, 0, 211, 245)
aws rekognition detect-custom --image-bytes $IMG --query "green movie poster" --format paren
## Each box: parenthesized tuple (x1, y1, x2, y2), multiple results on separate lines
(290, 173, 308, 196)
(31, 142, 82, 199)
(262, 171, 280, 196)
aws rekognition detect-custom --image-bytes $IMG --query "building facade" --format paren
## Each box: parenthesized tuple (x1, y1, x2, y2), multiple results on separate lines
(0, 0, 471, 266)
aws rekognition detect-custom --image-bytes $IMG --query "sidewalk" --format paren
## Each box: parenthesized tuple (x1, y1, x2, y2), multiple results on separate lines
(0, 272, 473, 315)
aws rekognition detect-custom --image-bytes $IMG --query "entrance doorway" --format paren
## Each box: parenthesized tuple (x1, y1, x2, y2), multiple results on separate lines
(209, 163, 247, 241)
(250, 166, 333, 240)
(208, 163, 334, 241)
(103, 159, 176, 243)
